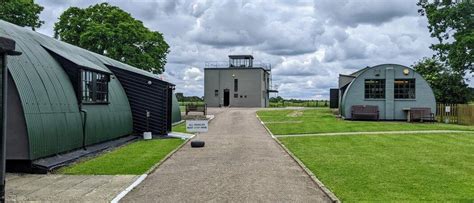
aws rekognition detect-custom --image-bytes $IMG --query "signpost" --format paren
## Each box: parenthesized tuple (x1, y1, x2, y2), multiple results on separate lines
(445, 106, 451, 123)
(186, 120, 209, 133)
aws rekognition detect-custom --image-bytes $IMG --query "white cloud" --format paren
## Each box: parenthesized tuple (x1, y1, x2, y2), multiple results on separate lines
(314, 0, 418, 27)
(32, 0, 464, 100)
(183, 67, 204, 81)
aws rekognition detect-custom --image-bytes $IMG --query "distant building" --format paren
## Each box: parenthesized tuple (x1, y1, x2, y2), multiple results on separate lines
(204, 55, 277, 107)
(333, 64, 436, 120)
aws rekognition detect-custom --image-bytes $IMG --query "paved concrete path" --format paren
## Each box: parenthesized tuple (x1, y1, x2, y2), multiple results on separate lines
(275, 130, 474, 138)
(123, 108, 331, 202)
(6, 173, 139, 202)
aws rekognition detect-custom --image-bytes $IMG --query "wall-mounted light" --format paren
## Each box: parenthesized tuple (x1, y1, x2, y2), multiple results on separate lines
(147, 81, 152, 85)
(403, 68, 410, 75)
(232, 74, 236, 78)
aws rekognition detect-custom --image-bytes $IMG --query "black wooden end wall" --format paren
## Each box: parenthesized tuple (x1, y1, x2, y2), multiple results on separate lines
(329, 88, 339, 109)
(108, 66, 173, 135)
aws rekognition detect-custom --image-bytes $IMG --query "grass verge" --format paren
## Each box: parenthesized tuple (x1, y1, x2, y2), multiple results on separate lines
(58, 138, 184, 175)
(172, 122, 186, 133)
(257, 109, 474, 135)
(279, 133, 474, 201)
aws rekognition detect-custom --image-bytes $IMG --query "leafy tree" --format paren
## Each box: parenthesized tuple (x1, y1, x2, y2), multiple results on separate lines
(175, 93, 203, 102)
(269, 96, 284, 103)
(54, 3, 169, 73)
(175, 93, 184, 101)
(470, 87, 474, 102)
(0, 0, 44, 30)
(413, 58, 471, 104)
(417, 0, 473, 74)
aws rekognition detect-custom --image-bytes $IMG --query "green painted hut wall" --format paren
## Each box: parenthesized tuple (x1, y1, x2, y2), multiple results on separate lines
(171, 93, 182, 124)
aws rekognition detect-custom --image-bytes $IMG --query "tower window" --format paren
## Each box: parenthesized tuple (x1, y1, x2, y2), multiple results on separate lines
(234, 79, 238, 92)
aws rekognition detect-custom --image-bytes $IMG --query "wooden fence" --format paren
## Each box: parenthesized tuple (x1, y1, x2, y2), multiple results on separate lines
(458, 104, 474, 125)
(436, 104, 474, 125)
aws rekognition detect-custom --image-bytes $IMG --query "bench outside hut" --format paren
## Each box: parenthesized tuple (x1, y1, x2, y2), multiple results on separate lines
(185, 103, 207, 115)
(335, 64, 436, 121)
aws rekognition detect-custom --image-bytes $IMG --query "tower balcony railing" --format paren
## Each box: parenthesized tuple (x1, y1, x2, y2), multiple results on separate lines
(205, 61, 271, 71)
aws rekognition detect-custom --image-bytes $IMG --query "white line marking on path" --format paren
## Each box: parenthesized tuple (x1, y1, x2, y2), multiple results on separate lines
(275, 130, 474, 138)
(111, 174, 147, 203)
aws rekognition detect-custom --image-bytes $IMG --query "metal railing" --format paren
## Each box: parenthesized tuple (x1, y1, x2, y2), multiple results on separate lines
(205, 61, 272, 71)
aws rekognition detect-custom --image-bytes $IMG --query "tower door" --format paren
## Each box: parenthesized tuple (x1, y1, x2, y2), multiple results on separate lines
(223, 89, 230, 106)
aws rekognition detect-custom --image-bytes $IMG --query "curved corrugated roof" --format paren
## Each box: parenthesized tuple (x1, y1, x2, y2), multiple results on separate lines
(349, 64, 411, 77)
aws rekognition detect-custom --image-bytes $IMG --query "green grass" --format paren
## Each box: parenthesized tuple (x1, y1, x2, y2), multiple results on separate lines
(257, 109, 474, 135)
(269, 101, 328, 108)
(58, 139, 184, 175)
(172, 122, 186, 133)
(179, 101, 204, 106)
(279, 133, 474, 201)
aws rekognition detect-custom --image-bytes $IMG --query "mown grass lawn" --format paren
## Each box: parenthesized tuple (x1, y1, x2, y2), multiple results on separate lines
(257, 109, 474, 135)
(280, 133, 474, 201)
(172, 122, 187, 133)
(58, 138, 184, 175)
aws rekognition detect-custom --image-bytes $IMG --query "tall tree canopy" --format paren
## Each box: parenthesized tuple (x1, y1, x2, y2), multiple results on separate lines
(417, 0, 473, 74)
(0, 0, 44, 30)
(54, 3, 169, 73)
(413, 57, 471, 103)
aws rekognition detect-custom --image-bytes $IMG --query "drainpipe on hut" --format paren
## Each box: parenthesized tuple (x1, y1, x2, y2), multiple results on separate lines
(0, 37, 22, 202)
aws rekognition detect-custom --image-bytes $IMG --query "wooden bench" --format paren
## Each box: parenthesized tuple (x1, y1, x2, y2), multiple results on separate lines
(351, 105, 379, 120)
(185, 103, 207, 115)
(410, 107, 435, 122)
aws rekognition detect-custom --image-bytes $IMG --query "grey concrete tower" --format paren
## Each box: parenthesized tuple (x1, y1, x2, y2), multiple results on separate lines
(204, 55, 277, 107)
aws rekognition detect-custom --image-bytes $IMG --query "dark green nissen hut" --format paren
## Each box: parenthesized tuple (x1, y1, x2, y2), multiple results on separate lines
(0, 20, 174, 167)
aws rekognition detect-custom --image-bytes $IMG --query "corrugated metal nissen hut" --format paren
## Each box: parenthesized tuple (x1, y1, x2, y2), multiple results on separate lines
(333, 64, 436, 120)
(0, 20, 175, 169)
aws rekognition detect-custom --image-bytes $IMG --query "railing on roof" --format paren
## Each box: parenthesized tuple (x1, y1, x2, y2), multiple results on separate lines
(205, 61, 272, 71)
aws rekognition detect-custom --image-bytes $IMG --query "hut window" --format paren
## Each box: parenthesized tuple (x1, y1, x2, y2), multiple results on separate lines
(364, 79, 385, 99)
(81, 70, 109, 103)
(394, 79, 415, 99)
(95, 73, 109, 102)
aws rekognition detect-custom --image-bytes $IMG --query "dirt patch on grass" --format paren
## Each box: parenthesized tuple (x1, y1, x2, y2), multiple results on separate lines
(287, 110, 303, 117)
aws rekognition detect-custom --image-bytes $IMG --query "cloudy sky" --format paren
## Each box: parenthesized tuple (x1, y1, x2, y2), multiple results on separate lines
(36, 0, 472, 99)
